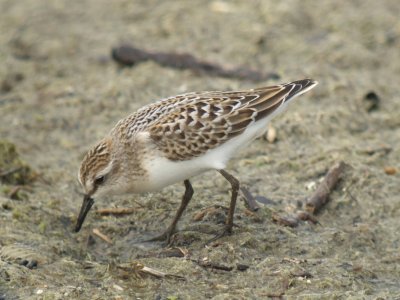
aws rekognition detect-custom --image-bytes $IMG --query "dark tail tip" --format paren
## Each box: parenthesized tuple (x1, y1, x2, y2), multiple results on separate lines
(285, 78, 318, 100)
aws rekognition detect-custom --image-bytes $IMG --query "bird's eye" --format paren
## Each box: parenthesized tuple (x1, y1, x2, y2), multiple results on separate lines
(94, 176, 106, 185)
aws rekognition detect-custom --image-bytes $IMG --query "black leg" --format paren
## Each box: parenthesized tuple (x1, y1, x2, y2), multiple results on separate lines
(165, 179, 194, 237)
(147, 179, 194, 244)
(207, 169, 240, 243)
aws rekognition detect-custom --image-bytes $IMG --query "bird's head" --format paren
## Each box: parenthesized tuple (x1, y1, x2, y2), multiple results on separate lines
(75, 137, 122, 232)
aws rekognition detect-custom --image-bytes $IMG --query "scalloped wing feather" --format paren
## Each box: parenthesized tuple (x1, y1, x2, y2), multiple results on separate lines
(146, 79, 317, 161)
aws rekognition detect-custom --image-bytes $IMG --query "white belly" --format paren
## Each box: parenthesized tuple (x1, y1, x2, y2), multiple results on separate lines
(141, 106, 286, 192)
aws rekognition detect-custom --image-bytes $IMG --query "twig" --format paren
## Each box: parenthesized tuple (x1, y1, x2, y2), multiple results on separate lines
(357, 145, 392, 156)
(296, 211, 320, 225)
(272, 162, 346, 228)
(157, 247, 188, 258)
(272, 213, 299, 228)
(96, 207, 139, 216)
(111, 44, 280, 82)
(259, 292, 285, 298)
(192, 258, 233, 271)
(305, 161, 346, 214)
(117, 262, 185, 280)
(92, 228, 113, 244)
(192, 205, 228, 222)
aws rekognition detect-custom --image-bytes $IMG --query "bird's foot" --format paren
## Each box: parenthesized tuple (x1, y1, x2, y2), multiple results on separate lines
(144, 228, 175, 247)
(205, 224, 233, 245)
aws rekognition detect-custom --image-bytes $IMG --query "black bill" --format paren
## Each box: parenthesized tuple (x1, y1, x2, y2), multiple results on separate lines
(74, 194, 94, 232)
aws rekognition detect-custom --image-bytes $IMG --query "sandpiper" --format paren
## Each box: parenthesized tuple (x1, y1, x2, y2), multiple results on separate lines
(75, 79, 318, 243)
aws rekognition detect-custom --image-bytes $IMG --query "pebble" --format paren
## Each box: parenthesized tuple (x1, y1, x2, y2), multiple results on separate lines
(113, 284, 124, 291)
(384, 166, 397, 175)
(266, 126, 277, 143)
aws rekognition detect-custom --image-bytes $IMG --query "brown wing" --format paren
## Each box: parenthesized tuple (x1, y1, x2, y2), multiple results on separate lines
(149, 79, 316, 161)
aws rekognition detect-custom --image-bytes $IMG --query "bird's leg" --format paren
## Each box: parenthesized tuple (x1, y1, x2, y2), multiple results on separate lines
(207, 169, 240, 243)
(146, 179, 194, 245)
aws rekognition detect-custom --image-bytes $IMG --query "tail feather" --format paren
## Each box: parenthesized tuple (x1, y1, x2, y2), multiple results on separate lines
(284, 79, 318, 102)
(251, 79, 318, 122)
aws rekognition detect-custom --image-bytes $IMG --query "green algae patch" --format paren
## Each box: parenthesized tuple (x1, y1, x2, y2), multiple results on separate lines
(0, 140, 36, 185)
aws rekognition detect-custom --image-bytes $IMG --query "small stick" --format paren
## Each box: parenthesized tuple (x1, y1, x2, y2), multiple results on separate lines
(117, 262, 185, 279)
(260, 292, 285, 298)
(92, 228, 113, 244)
(192, 205, 228, 221)
(358, 145, 392, 156)
(157, 247, 188, 258)
(193, 259, 233, 271)
(111, 44, 280, 82)
(272, 213, 299, 228)
(141, 266, 168, 278)
(296, 211, 320, 225)
(139, 265, 185, 279)
(96, 207, 138, 216)
(305, 161, 346, 214)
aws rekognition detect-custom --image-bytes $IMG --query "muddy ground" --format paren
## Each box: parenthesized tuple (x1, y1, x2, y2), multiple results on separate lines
(1, 0, 399, 299)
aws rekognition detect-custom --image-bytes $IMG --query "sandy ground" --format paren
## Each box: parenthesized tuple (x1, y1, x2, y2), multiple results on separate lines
(1, 0, 400, 299)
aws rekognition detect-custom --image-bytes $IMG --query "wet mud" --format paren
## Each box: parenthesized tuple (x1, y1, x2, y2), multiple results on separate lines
(1, 1, 399, 299)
